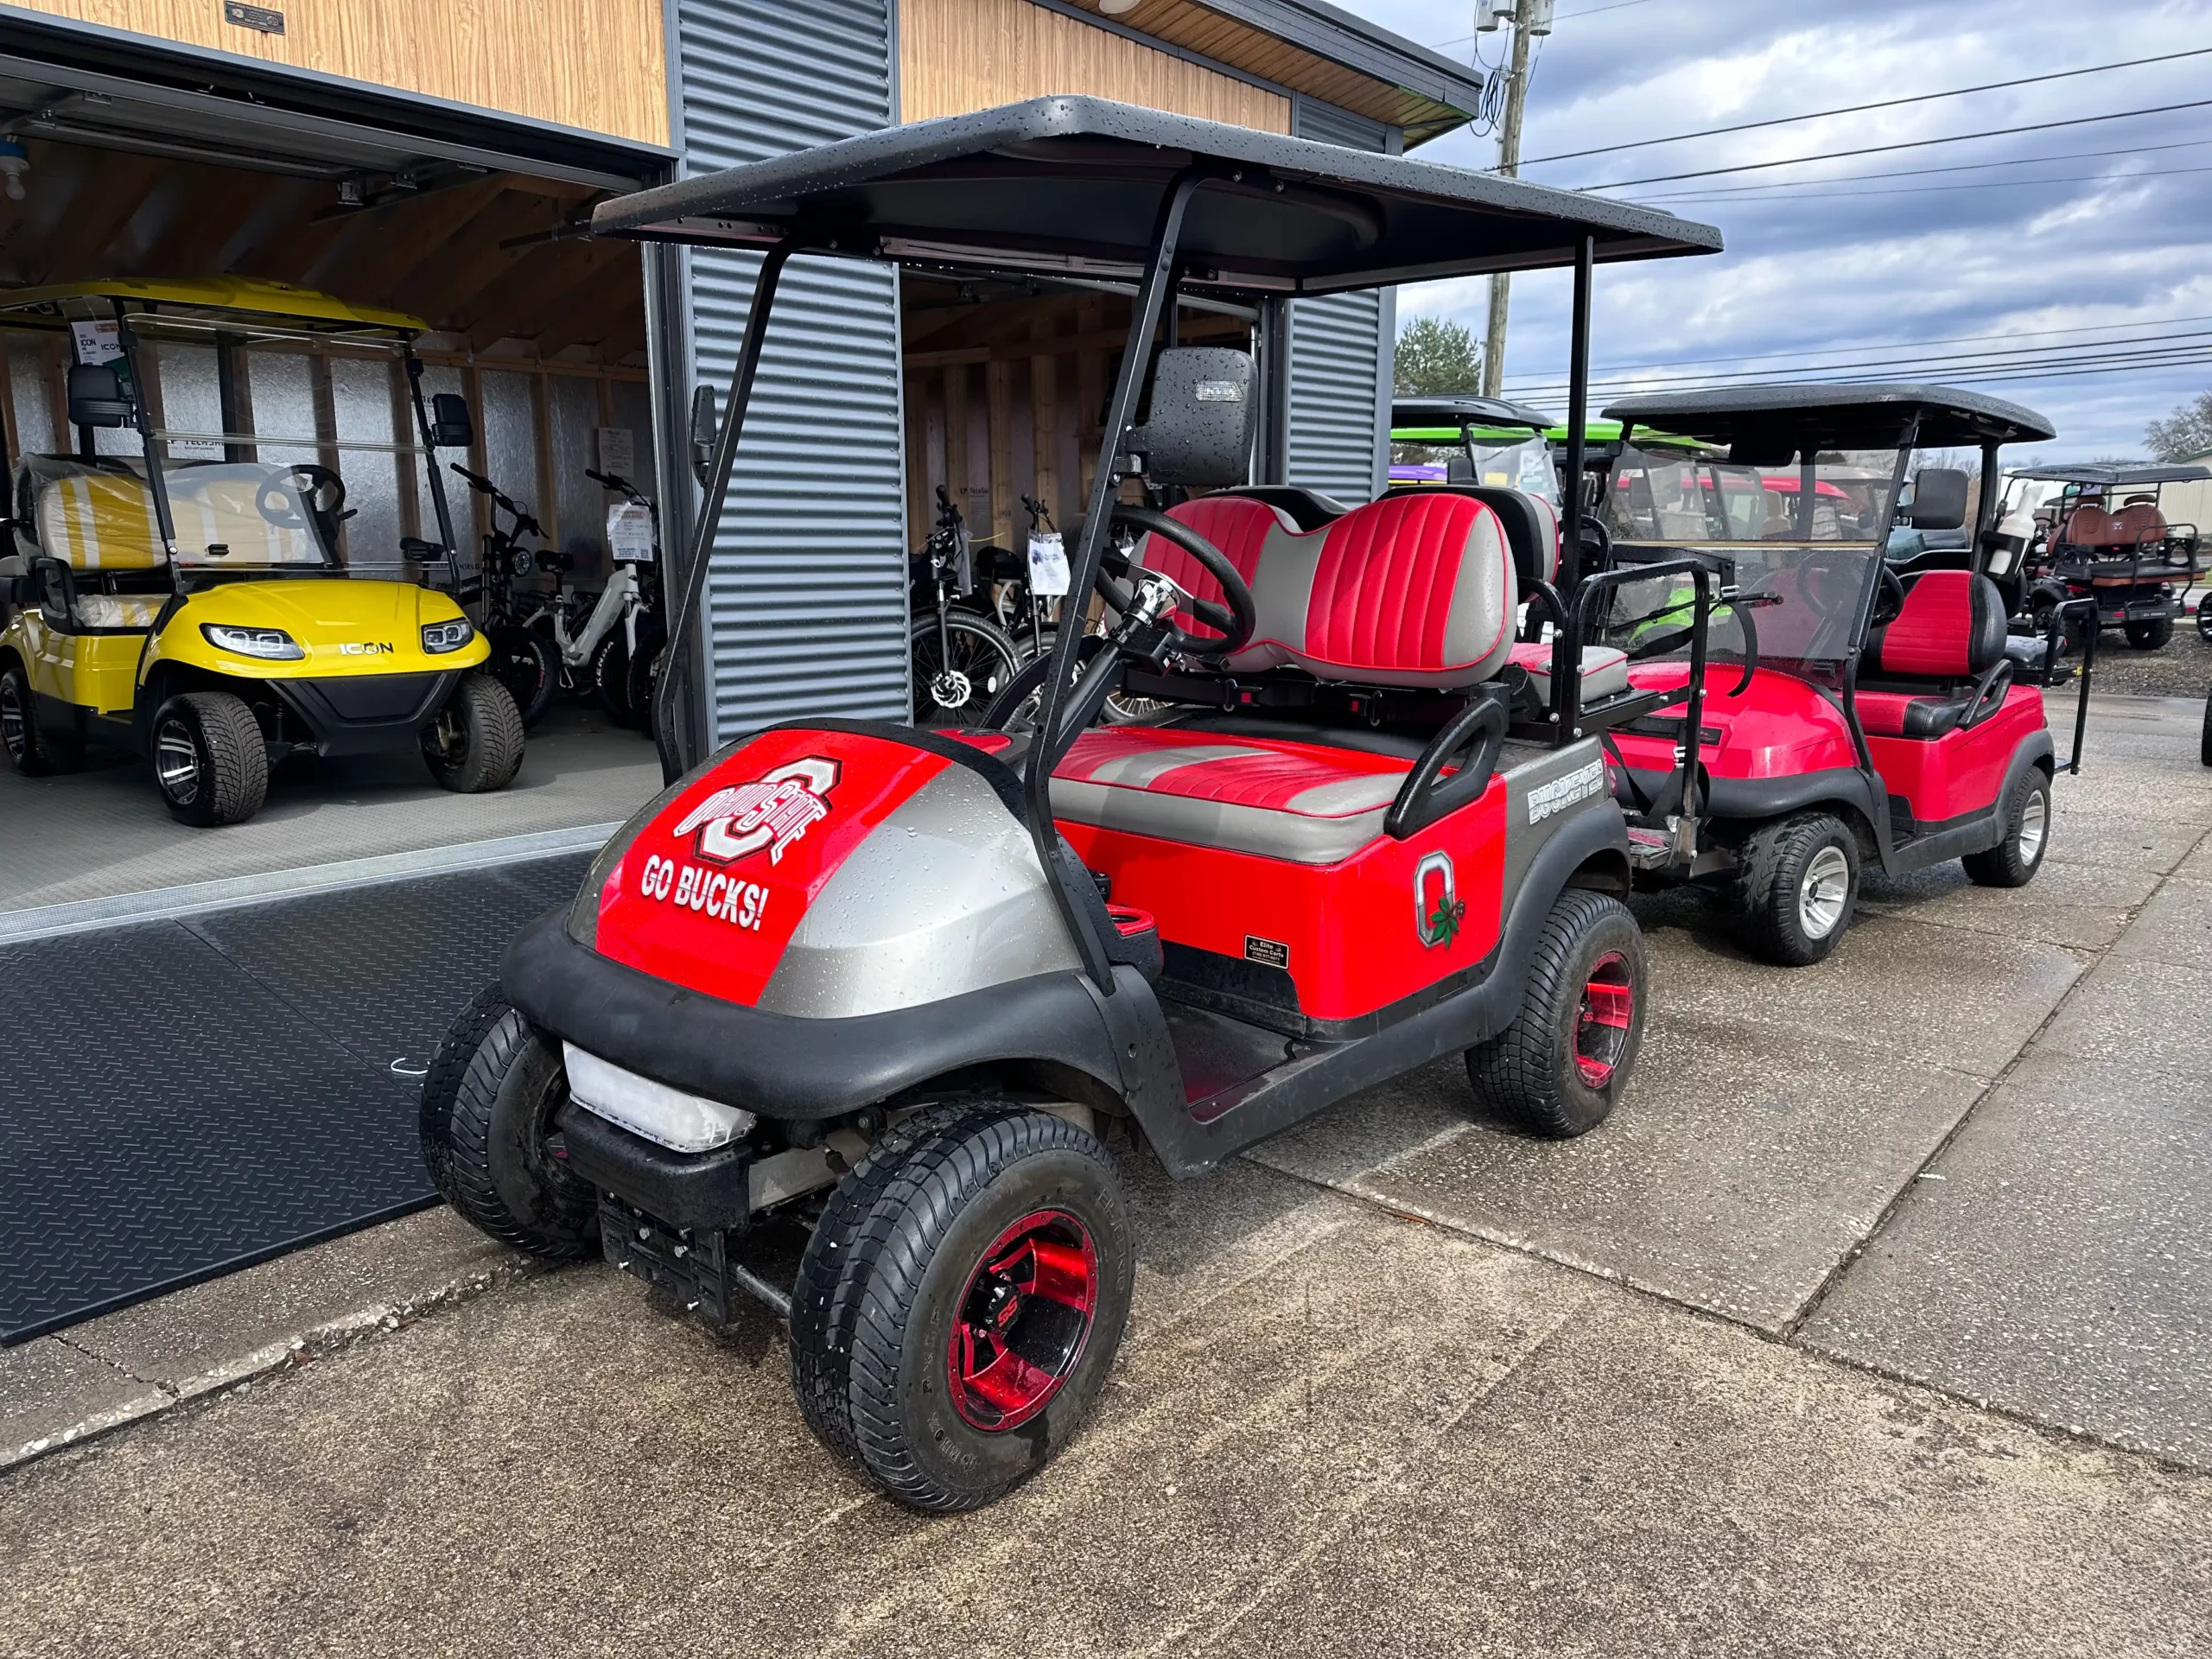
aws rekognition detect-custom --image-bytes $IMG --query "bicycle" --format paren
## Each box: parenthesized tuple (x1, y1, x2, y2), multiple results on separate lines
(453, 464, 649, 728)
(908, 485, 1020, 725)
(584, 467, 666, 730)
(450, 464, 560, 727)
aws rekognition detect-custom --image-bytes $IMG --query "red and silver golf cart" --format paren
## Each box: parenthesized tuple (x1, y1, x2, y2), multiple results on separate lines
(1587, 385, 2085, 964)
(416, 99, 1722, 1510)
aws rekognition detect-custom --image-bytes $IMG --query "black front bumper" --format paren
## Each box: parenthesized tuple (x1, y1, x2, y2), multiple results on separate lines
(502, 909, 1135, 1124)
(270, 670, 458, 756)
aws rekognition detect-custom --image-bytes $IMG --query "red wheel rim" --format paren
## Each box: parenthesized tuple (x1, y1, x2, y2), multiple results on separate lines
(1575, 951, 1635, 1089)
(946, 1209, 1098, 1432)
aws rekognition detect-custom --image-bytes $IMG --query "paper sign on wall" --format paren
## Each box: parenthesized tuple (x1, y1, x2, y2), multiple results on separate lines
(597, 427, 636, 480)
(1027, 531, 1070, 598)
(71, 321, 123, 365)
(607, 501, 656, 562)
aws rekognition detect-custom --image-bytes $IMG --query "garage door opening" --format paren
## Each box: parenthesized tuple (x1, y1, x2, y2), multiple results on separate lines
(1, 110, 671, 919)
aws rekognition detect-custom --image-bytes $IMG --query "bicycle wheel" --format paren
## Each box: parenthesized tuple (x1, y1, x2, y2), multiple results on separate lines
(911, 612, 1021, 728)
(486, 624, 558, 728)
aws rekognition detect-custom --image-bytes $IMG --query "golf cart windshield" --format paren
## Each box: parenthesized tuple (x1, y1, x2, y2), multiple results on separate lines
(0, 279, 462, 587)
(1390, 428, 1560, 501)
(1599, 442, 1898, 683)
(1604, 443, 1898, 544)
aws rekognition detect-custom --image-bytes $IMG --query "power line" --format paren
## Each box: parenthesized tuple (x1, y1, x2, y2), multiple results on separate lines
(1631, 162, 2212, 207)
(1518, 45, 2212, 168)
(1501, 313, 2212, 380)
(1576, 97, 2212, 190)
(1502, 328, 2212, 396)
(1624, 137, 2212, 200)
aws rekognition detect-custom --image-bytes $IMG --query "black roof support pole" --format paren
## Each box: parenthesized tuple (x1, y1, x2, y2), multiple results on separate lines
(652, 238, 795, 785)
(1027, 167, 1205, 992)
(1559, 232, 1594, 592)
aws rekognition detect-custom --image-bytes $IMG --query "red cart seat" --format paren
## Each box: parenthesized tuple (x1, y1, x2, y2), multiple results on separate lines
(1857, 569, 2008, 739)
(1057, 491, 1519, 860)
(1051, 726, 1411, 863)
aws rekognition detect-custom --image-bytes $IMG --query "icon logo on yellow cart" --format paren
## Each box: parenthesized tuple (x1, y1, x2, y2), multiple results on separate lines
(337, 641, 395, 655)
(1414, 851, 1464, 949)
(675, 755, 841, 866)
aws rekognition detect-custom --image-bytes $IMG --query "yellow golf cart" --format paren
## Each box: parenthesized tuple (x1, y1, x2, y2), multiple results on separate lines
(0, 279, 521, 825)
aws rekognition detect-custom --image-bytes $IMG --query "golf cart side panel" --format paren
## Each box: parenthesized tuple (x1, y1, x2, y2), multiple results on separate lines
(1865, 687, 2046, 826)
(1611, 663, 1861, 779)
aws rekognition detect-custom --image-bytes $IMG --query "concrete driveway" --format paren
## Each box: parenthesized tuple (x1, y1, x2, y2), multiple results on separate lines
(3, 691, 2209, 1657)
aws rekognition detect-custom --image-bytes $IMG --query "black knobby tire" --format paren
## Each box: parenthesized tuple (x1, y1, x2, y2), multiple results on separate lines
(1723, 810, 1860, 966)
(417, 985, 599, 1259)
(589, 630, 632, 725)
(1962, 766, 2052, 888)
(615, 619, 666, 732)
(2196, 594, 2212, 644)
(423, 673, 525, 793)
(2124, 616, 2172, 651)
(790, 1102, 1131, 1513)
(1, 658, 58, 777)
(1466, 888, 1646, 1138)
(911, 612, 1022, 727)
(150, 690, 268, 826)
(486, 623, 558, 728)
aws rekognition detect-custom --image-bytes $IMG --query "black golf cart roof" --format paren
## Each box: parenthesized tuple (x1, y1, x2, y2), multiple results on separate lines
(591, 97, 1722, 296)
(1391, 393, 1558, 435)
(2007, 462, 2212, 486)
(1602, 383, 2056, 449)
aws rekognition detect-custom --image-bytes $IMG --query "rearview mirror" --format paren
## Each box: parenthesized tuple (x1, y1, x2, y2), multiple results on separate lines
(429, 392, 474, 449)
(67, 364, 131, 429)
(689, 385, 719, 487)
(1908, 467, 1970, 531)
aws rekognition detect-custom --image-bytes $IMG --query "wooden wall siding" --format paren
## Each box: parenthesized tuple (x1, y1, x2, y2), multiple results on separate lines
(899, 0, 1289, 132)
(1047, 0, 1447, 138)
(900, 283, 1244, 546)
(10, 2, 671, 146)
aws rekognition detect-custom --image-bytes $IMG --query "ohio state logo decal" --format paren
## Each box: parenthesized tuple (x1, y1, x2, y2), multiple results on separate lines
(1414, 850, 1464, 948)
(674, 755, 841, 866)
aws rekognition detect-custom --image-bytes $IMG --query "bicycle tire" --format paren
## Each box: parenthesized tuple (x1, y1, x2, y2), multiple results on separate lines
(910, 611, 1021, 727)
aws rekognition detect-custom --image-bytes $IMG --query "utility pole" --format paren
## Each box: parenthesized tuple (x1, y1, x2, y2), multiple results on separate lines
(1478, 1, 1550, 397)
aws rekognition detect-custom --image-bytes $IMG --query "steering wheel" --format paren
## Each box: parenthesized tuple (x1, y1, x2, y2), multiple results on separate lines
(255, 465, 346, 531)
(1094, 505, 1255, 660)
(1870, 563, 1907, 628)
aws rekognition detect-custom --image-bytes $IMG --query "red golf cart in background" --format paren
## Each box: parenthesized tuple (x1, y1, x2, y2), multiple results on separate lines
(1583, 385, 2082, 965)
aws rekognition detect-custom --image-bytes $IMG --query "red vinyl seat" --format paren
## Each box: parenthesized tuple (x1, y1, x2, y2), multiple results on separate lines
(1859, 569, 2008, 739)
(1051, 726, 1412, 864)
(1061, 492, 1519, 861)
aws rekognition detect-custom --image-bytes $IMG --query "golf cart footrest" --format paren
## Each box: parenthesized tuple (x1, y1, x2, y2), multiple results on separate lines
(601, 1195, 743, 1326)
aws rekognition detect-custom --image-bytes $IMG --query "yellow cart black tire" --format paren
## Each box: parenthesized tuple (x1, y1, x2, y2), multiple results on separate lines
(1, 659, 70, 777)
(151, 690, 270, 827)
(423, 672, 524, 794)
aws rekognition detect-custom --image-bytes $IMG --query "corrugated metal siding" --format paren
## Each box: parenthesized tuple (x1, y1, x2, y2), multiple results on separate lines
(1284, 97, 1391, 504)
(673, 0, 909, 738)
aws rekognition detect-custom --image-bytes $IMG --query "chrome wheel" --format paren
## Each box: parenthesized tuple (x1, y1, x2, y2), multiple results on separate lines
(1797, 843, 1852, 939)
(2017, 786, 2049, 863)
(154, 717, 200, 804)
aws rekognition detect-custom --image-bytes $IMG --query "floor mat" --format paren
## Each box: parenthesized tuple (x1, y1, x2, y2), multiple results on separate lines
(0, 855, 589, 1344)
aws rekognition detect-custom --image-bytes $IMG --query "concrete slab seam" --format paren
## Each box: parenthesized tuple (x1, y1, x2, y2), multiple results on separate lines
(2, 1252, 546, 1477)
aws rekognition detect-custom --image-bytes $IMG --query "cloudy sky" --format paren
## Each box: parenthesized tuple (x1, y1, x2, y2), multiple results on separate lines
(1338, 0, 2212, 458)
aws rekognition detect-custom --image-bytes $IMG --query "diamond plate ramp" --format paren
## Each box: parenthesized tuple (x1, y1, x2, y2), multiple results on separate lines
(0, 855, 591, 1343)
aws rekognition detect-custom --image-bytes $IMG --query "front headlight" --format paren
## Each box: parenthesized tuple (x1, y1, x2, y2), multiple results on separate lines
(201, 624, 304, 661)
(421, 618, 474, 654)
